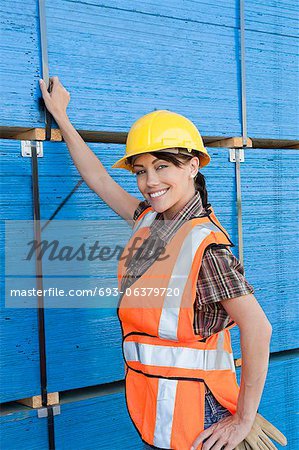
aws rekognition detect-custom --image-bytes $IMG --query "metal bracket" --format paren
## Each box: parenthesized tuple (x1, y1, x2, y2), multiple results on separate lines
(21, 141, 43, 157)
(37, 404, 61, 418)
(229, 148, 244, 162)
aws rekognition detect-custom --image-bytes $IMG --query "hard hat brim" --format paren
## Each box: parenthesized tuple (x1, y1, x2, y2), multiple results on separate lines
(112, 147, 211, 172)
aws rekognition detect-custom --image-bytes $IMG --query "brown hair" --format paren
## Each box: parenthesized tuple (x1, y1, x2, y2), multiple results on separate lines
(128, 149, 209, 207)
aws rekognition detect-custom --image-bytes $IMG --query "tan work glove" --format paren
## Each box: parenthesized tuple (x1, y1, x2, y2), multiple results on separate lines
(234, 412, 287, 450)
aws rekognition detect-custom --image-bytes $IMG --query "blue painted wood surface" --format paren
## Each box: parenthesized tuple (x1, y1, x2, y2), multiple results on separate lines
(227, 148, 299, 356)
(245, 0, 298, 37)
(0, 403, 48, 450)
(0, 140, 41, 403)
(39, 142, 299, 365)
(0, 389, 142, 450)
(0, 1, 43, 127)
(236, 351, 299, 450)
(245, 29, 299, 139)
(45, 0, 241, 136)
(1, 140, 298, 400)
(55, 388, 142, 449)
(1, 352, 297, 449)
(1, 1, 298, 138)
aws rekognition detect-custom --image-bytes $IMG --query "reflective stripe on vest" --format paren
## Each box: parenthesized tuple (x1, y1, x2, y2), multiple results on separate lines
(154, 378, 178, 448)
(132, 209, 157, 234)
(123, 341, 235, 372)
(158, 222, 220, 341)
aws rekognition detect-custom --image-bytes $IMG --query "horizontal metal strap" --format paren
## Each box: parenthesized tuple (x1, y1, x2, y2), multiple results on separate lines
(124, 341, 235, 372)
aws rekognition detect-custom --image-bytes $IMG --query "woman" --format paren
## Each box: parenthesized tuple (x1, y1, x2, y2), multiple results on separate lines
(39, 77, 282, 450)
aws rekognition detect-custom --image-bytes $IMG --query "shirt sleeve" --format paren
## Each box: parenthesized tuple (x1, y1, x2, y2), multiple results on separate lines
(133, 199, 151, 222)
(196, 244, 255, 305)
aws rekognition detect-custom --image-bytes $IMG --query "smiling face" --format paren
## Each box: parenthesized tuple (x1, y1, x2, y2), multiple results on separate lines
(131, 151, 200, 220)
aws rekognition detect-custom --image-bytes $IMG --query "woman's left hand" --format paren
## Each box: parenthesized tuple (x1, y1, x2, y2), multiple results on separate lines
(191, 413, 254, 450)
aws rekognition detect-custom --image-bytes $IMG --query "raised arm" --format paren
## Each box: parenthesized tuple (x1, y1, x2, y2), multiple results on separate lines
(39, 77, 140, 225)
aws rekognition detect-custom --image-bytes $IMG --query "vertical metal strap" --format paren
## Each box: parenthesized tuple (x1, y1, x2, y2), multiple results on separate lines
(235, 149, 244, 267)
(31, 145, 56, 449)
(240, 0, 248, 148)
(237, 0, 248, 267)
(38, 0, 52, 140)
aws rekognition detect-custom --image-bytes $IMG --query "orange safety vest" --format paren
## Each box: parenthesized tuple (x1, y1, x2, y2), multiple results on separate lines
(117, 205, 240, 450)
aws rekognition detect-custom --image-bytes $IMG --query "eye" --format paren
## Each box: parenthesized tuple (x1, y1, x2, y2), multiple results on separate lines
(156, 164, 168, 170)
(135, 164, 167, 176)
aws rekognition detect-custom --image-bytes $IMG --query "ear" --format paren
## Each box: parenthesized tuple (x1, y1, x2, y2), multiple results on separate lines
(190, 156, 200, 178)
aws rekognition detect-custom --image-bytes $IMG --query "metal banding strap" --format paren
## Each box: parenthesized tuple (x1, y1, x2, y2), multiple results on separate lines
(41, 179, 85, 232)
(237, 0, 247, 267)
(31, 146, 56, 449)
(235, 149, 244, 267)
(154, 379, 178, 448)
(158, 223, 220, 340)
(124, 341, 235, 372)
(239, 0, 248, 148)
(38, 0, 52, 140)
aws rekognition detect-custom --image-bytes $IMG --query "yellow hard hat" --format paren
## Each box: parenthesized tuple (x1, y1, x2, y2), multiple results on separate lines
(111, 110, 210, 171)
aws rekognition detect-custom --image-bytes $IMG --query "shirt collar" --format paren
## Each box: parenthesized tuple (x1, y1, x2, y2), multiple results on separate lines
(150, 190, 205, 242)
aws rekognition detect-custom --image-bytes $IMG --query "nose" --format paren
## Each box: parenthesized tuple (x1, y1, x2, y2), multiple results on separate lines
(146, 169, 160, 188)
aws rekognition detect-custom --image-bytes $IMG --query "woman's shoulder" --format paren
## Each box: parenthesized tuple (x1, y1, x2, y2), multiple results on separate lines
(203, 244, 240, 271)
(198, 244, 255, 303)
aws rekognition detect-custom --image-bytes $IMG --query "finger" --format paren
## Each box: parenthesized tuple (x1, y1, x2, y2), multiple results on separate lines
(191, 428, 215, 449)
(49, 76, 59, 91)
(62, 86, 70, 95)
(201, 434, 220, 450)
(203, 437, 226, 450)
(39, 79, 50, 98)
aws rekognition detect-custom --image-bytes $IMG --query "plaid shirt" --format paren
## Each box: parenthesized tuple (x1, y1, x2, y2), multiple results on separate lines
(121, 191, 254, 338)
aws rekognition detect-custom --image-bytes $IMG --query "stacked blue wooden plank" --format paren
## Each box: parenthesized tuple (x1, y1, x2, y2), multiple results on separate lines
(1, 352, 297, 449)
(2, 141, 298, 398)
(245, 0, 298, 140)
(227, 148, 299, 356)
(55, 387, 142, 449)
(245, 0, 298, 36)
(0, 402, 48, 450)
(0, 1, 43, 127)
(1, 141, 297, 401)
(236, 351, 299, 450)
(0, 388, 141, 450)
(1, 1, 298, 139)
(0, 139, 41, 403)
(245, 30, 298, 140)
(244, 0, 298, 139)
(241, 149, 299, 352)
(45, 0, 241, 136)
(39, 143, 298, 375)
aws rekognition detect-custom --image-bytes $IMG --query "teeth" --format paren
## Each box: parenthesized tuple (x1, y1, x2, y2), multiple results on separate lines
(149, 189, 168, 198)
